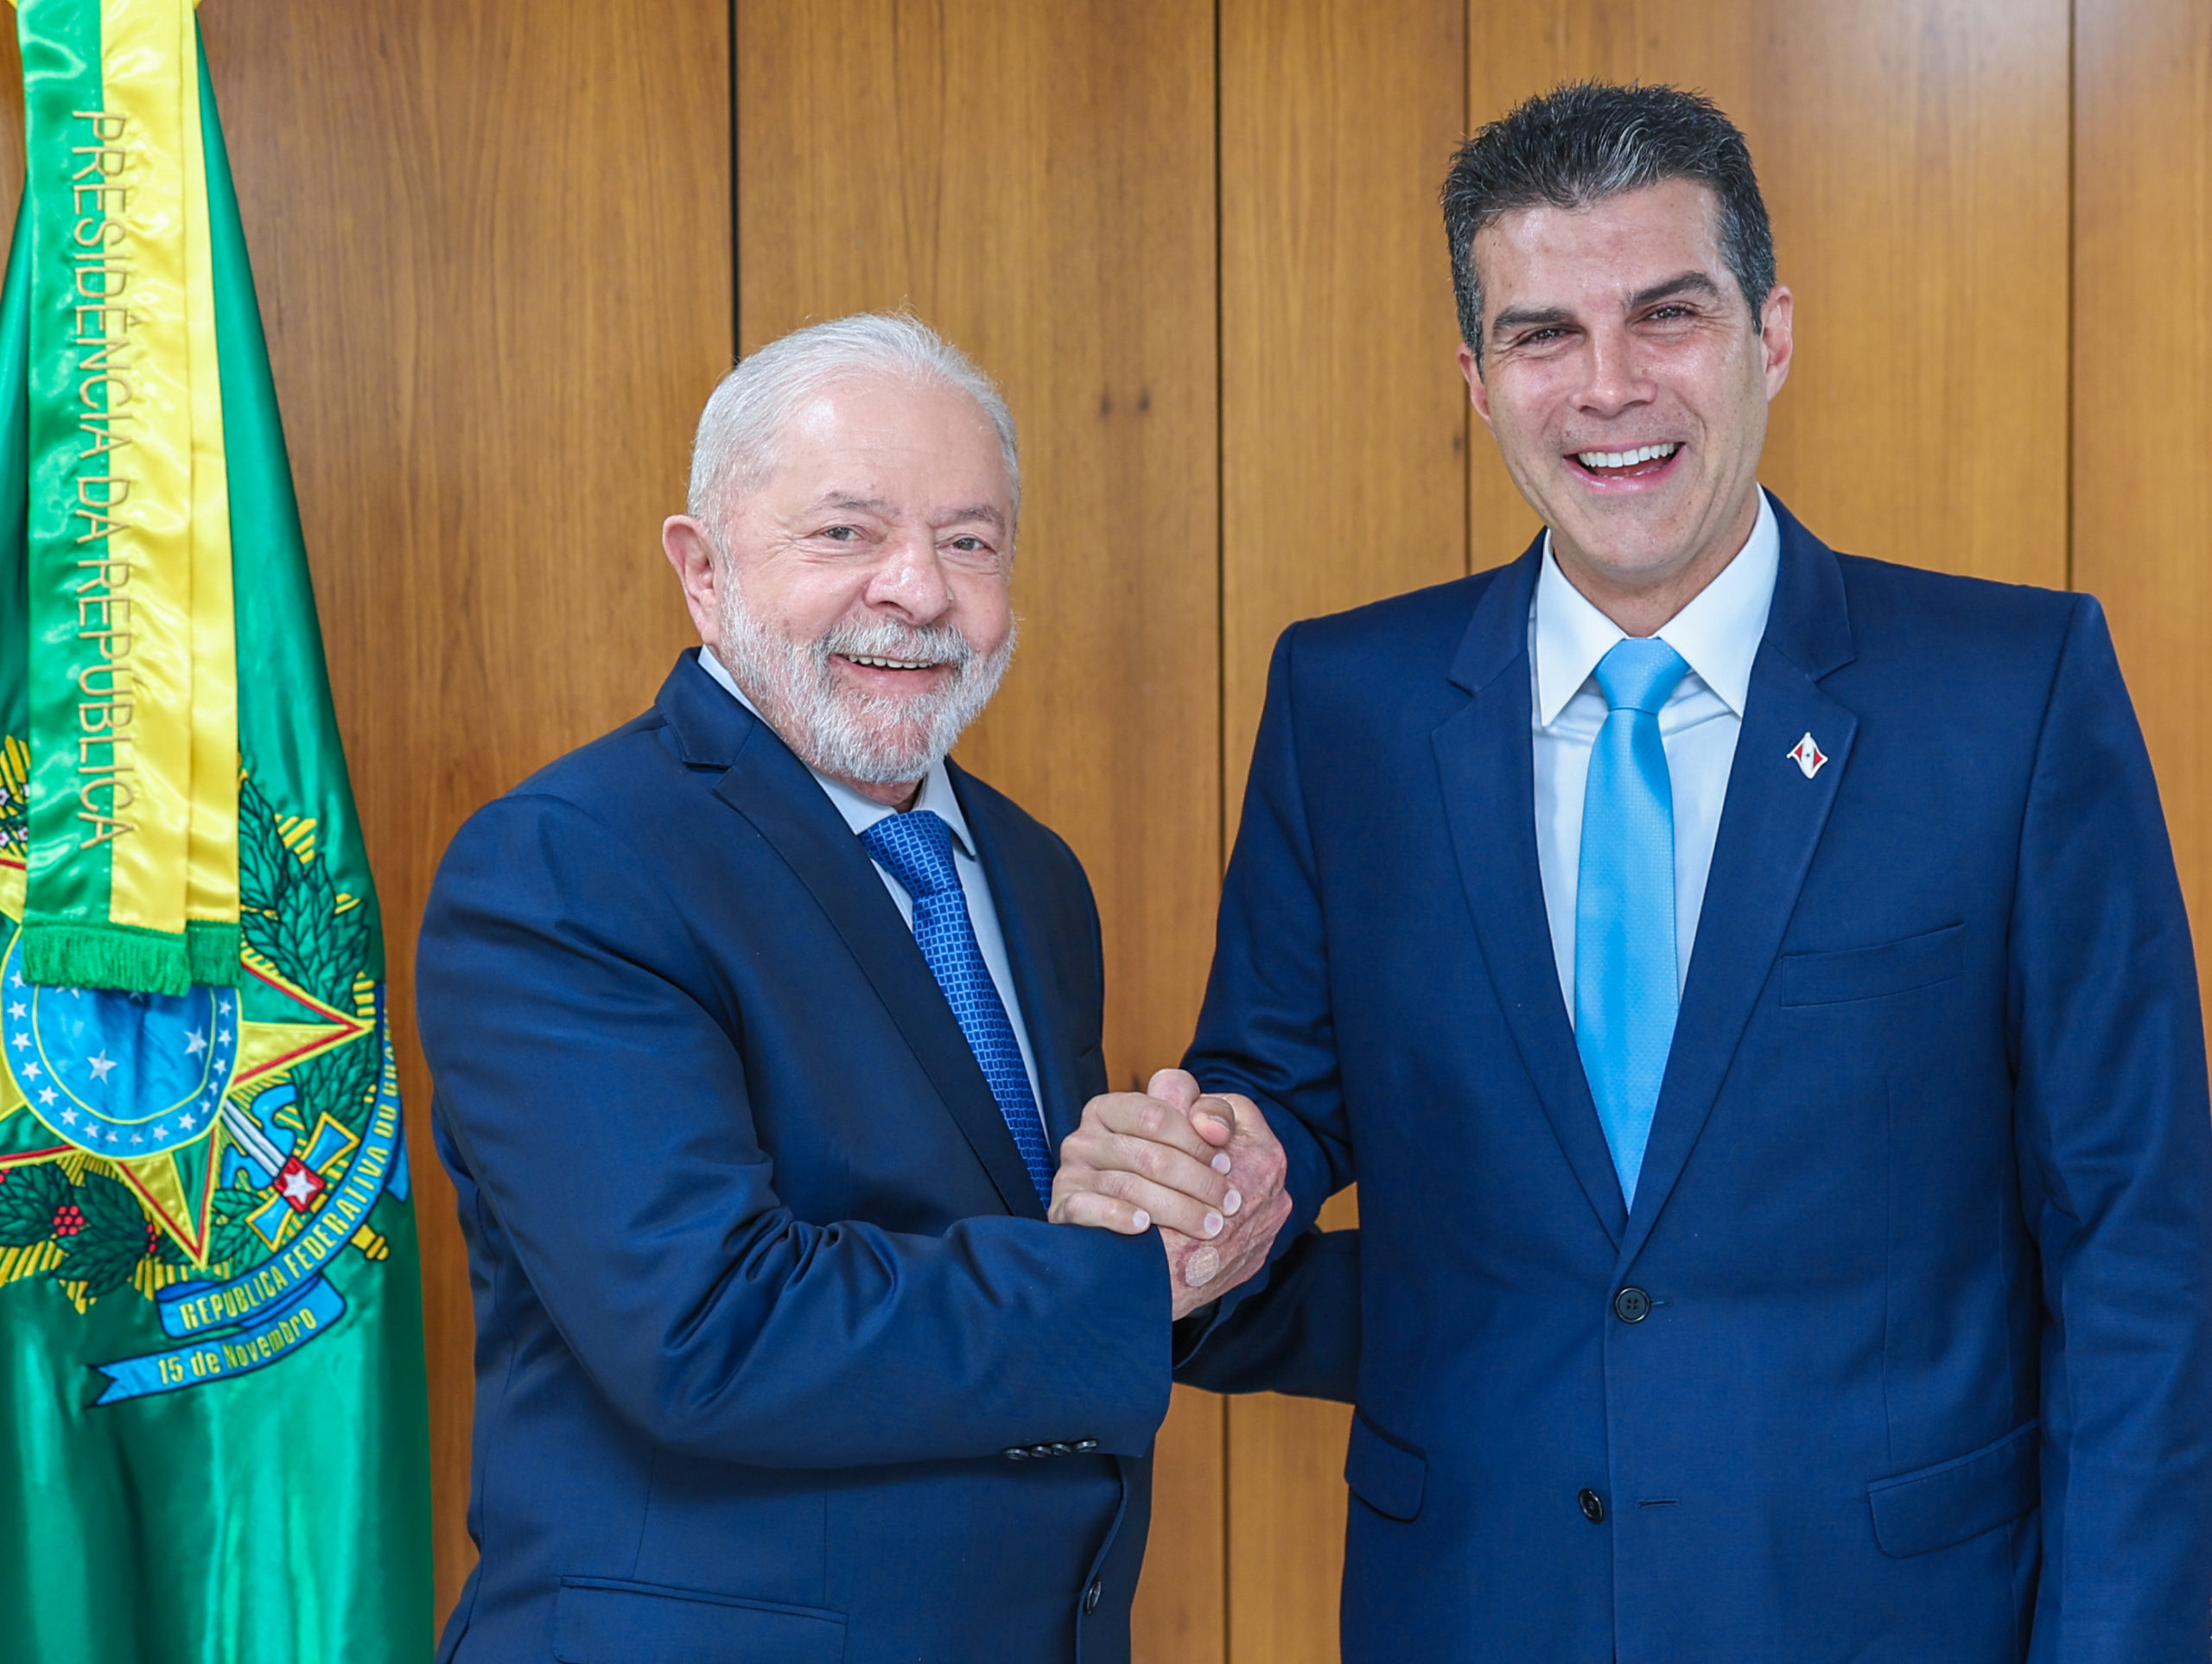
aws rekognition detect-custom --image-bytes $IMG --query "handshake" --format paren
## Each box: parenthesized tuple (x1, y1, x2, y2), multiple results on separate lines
(1048, 1069, 1294, 1318)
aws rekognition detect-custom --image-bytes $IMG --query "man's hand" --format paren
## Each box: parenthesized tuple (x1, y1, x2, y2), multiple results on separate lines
(1052, 1069, 1293, 1319)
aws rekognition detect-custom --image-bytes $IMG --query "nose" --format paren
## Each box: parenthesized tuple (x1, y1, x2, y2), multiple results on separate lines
(1574, 319, 1656, 420)
(861, 529, 953, 625)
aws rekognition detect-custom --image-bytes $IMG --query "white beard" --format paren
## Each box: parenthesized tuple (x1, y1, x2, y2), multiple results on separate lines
(712, 581, 1014, 786)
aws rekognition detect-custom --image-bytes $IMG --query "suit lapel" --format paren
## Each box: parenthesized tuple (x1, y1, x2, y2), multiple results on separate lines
(1617, 499, 1859, 1268)
(658, 658, 1046, 1221)
(953, 767, 1085, 1149)
(1435, 544, 1629, 1248)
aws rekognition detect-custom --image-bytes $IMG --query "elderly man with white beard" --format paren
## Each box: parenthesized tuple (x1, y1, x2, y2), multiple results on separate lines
(414, 314, 1294, 1664)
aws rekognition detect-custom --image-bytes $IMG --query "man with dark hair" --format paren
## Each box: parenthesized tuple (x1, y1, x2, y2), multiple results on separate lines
(1441, 82, 1777, 369)
(1056, 81, 2212, 1661)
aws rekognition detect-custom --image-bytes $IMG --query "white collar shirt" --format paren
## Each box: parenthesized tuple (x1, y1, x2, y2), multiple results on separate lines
(695, 646, 1043, 1108)
(1530, 490, 1781, 1013)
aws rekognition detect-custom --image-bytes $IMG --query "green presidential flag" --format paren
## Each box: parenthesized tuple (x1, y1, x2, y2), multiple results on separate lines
(0, 3, 433, 1660)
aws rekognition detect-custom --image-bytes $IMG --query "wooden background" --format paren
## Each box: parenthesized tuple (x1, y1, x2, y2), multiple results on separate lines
(2, 1, 2200, 1658)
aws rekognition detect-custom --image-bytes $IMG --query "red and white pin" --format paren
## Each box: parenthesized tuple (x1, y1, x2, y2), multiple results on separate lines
(1786, 732, 1828, 779)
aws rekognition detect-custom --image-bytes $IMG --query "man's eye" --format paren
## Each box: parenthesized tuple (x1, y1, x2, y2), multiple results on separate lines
(948, 536, 988, 553)
(820, 525, 859, 542)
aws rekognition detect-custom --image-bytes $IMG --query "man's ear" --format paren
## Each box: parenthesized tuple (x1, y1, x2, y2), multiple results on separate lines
(1758, 284, 1795, 399)
(662, 515, 724, 648)
(1458, 342, 1496, 435)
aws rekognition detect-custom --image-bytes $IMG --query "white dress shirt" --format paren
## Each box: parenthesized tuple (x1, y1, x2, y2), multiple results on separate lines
(1531, 491, 1781, 1014)
(696, 647, 1044, 1106)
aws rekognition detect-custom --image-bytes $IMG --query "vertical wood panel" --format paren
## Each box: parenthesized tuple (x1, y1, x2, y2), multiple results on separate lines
(1220, 0, 1470, 819)
(2075, 1, 2212, 979)
(1217, 3, 1464, 1661)
(191, 1, 732, 1624)
(734, 3, 1225, 1655)
(0, 29, 16, 222)
(1467, 1, 2070, 588)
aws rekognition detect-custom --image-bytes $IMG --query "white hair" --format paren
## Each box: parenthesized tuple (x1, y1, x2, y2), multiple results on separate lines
(686, 312, 1020, 528)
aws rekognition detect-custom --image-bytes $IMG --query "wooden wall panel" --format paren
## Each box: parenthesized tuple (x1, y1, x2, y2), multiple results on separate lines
(193, 0, 732, 1626)
(1220, 0, 1470, 816)
(2075, 3, 2212, 977)
(734, 3, 1226, 1655)
(1466, 0, 2070, 588)
(0, 32, 16, 213)
(1217, 3, 1463, 1659)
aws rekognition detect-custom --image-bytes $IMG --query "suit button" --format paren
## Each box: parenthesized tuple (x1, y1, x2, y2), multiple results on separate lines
(1578, 1488, 1606, 1523)
(1004, 1448, 1028, 1462)
(1612, 1286, 1652, 1324)
(1074, 1439, 1099, 1453)
(1084, 1578, 1103, 1614)
(1029, 1445, 1052, 1459)
(1048, 1442, 1074, 1457)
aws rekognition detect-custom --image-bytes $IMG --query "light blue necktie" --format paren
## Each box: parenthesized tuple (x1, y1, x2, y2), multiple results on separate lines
(860, 810, 1053, 1208)
(1574, 638, 1691, 1209)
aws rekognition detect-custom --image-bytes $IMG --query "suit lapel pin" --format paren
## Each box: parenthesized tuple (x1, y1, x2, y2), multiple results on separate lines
(1786, 733, 1828, 779)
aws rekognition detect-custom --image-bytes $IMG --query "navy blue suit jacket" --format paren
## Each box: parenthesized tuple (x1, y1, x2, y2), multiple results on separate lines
(1183, 499, 2212, 1662)
(419, 656, 1174, 1664)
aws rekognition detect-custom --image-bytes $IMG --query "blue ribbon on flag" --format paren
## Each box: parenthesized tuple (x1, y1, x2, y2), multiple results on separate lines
(91, 1276, 346, 1404)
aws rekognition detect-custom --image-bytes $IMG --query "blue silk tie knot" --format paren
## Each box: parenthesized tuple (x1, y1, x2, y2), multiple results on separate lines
(860, 810, 1053, 1208)
(1574, 637, 1692, 1210)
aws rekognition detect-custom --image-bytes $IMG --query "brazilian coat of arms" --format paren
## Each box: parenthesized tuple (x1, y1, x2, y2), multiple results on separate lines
(0, 742, 405, 1402)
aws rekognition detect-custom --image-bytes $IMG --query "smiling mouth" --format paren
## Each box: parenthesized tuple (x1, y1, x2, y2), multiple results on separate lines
(838, 653, 944, 673)
(1570, 441, 1681, 480)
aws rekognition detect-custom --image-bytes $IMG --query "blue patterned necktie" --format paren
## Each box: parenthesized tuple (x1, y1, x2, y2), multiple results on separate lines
(860, 810, 1053, 1208)
(1574, 638, 1692, 1210)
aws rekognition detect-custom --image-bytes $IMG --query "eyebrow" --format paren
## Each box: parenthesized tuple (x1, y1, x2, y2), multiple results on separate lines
(1628, 270, 1724, 308)
(811, 492, 898, 518)
(942, 504, 1007, 532)
(1488, 303, 1573, 339)
(1488, 271, 1726, 340)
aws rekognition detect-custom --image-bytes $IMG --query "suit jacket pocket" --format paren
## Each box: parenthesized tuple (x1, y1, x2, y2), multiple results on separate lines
(1781, 923, 1965, 1007)
(1344, 1410, 1427, 1521)
(1866, 1419, 2039, 1558)
(553, 1577, 847, 1663)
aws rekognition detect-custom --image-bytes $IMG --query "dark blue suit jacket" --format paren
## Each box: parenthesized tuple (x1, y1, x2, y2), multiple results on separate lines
(1183, 498, 2212, 1662)
(419, 655, 1174, 1664)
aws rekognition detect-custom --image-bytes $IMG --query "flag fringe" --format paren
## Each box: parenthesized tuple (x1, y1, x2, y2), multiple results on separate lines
(21, 920, 239, 994)
(186, 920, 239, 987)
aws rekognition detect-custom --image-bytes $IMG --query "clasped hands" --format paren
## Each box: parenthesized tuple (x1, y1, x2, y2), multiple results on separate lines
(1049, 1069, 1292, 1318)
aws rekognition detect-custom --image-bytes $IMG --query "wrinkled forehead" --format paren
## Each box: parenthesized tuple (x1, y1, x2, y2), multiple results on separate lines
(768, 376, 1014, 511)
(1472, 178, 1729, 311)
